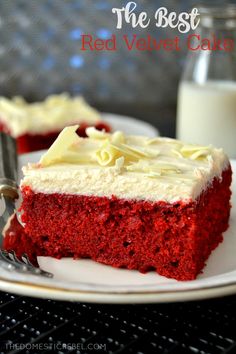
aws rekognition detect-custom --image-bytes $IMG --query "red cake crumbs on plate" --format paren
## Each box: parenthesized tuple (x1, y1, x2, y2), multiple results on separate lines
(3, 214, 38, 264)
(4, 126, 232, 281)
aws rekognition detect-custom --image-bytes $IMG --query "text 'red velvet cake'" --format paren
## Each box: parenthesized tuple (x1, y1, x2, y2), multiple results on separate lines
(0, 94, 110, 154)
(16, 126, 231, 281)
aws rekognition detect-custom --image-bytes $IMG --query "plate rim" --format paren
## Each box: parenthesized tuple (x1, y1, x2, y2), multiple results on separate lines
(1, 277, 236, 303)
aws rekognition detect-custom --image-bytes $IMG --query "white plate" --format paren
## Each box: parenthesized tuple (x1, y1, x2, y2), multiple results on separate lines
(101, 112, 159, 137)
(0, 120, 235, 303)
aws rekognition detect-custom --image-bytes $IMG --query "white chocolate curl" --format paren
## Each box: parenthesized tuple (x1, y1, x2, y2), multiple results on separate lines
(39, 126, 226, 182)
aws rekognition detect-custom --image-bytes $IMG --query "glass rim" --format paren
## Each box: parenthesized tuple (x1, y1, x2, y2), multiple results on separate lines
(196, 4, 236, 19)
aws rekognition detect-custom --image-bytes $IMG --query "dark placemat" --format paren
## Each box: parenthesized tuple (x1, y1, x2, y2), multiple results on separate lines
(0, 291, 236, 354)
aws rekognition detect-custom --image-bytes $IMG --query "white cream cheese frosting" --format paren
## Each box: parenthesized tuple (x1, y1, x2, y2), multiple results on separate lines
(0, 94, 100, 137)
(21, 126, 230, 203)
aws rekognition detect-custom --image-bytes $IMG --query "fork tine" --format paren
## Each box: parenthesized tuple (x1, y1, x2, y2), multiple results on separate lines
(0, 249, 25, 271)
(21, 253, 34, 266)
(0, 249, 53, 278)
(8, 250, 25, 264)
(1, 249, 16, 263)
(22, 253, 53, 278)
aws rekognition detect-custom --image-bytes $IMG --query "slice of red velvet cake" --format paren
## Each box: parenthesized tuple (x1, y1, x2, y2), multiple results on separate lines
(15, 126, 231, 281)
(0, 94, 110, 154)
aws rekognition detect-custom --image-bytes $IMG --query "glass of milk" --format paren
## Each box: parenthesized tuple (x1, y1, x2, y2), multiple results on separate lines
(177, 5, 236, 158)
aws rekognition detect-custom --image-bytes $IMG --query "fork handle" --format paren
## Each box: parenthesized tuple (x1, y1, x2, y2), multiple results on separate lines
(0, 132, 18, 199)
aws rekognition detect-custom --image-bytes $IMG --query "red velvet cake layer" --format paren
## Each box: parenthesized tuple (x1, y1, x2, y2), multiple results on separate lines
(0, 121, 110, 154)
(8, 167, 231, 281)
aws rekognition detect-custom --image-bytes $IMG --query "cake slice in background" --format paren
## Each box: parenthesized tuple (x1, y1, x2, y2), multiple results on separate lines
(0, 93, 110, 154)
(4, 126, 232, 281)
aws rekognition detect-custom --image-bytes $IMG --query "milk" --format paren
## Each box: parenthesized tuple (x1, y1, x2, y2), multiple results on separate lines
(177, 81, 236, 158)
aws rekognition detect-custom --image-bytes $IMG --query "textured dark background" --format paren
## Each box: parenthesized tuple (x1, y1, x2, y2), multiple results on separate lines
(0, 0, 236, 136)
(1, 292, 236, 354)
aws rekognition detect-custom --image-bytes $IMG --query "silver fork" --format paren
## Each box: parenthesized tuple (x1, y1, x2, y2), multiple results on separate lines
(0, 132, 53, 278)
